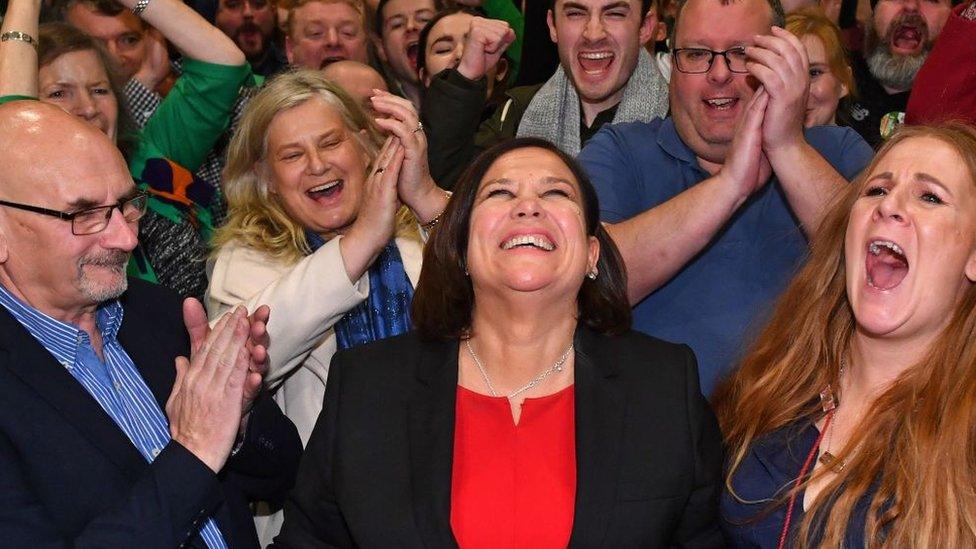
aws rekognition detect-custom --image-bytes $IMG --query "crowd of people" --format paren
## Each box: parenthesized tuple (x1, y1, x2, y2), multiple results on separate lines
(0, 0, 974, 546)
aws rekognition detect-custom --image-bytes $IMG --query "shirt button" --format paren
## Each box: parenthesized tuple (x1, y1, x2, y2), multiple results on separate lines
(114, 381, 122, 391)
(151, 448, 161, 458)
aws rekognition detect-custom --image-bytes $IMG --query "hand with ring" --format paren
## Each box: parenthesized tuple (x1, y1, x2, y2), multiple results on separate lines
(369, 90, 446, 225)
(339, 136, 405, 281)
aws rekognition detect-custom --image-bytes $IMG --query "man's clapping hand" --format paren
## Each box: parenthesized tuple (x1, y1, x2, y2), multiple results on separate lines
(167, 301, 268, 472)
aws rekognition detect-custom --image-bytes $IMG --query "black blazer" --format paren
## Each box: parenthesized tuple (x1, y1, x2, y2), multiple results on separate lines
(273, 327, 725, 548)
(0, 279, 302, 548)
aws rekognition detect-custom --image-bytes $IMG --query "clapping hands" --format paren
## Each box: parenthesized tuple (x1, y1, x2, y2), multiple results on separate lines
(167, 299, 271, 473)
(745, 26, 810, 153)
(722, 27, 809, 198)
(369, 90, 449, 226)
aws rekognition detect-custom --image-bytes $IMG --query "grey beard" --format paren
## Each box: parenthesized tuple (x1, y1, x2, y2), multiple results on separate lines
(77, 252, 130, 302)
(865, 46, 927, 92)
(80, 275, 128, 303)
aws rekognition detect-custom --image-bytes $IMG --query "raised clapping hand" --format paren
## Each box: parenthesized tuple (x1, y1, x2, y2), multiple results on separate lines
(356, 135, 405, 241)
(719, 86, 772, 200)
(167, 302, 258, 473)
(370, 91, 450, 228)
(182, 298, 269, 413)
(370, 91, 443, 217)
(745, 26, 811, 153)
(338, 136, 405, 281)
(457, 17, 516, 82)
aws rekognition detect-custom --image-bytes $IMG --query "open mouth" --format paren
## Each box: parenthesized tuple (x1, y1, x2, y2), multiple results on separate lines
(239, 23, 260, 41)
(892, 24, 923, 52)
(406, 40, 420, 73)
(577, 51, 614, 76)
(307, 179, 343, 201)
(704, 97, 739, 111)
(866, 239, 909, 290)
(500, 234, 556, 251)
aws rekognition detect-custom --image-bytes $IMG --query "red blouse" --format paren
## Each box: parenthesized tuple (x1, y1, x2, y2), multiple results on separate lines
(450, 385, 577, 548)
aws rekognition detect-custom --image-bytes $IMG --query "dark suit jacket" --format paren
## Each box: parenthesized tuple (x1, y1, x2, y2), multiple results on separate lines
(273, 327, 725, 548)
(0, 278, 302, 548)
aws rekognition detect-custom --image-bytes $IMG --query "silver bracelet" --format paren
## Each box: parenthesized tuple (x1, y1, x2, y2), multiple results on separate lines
(1, 30, 38, 51)
(132, 0, 152, 16)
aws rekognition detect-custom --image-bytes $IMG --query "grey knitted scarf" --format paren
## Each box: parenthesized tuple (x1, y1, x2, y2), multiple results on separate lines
(516, 49, 669, 155)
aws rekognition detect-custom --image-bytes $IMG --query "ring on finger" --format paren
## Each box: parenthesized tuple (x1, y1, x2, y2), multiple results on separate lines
(413, 121, 424, 134)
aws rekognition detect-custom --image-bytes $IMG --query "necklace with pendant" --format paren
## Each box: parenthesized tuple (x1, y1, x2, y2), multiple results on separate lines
(818, 367, 846, 473)
(464, 339, 574, 400)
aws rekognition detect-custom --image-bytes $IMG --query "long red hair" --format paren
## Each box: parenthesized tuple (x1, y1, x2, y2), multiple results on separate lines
(714, 122, 976, 547)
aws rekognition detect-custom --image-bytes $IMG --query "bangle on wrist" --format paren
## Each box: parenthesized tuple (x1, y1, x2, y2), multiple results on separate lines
(1, 31, 38, 51)
(132, 0, 152, 15)
(420, 190, 452, 231)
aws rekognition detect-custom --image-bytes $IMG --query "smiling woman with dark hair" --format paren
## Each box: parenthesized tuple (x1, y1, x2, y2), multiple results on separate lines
(271, 137, 724, 548)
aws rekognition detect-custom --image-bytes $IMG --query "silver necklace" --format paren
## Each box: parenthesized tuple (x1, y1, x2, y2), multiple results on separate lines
(464, 339, 574, 400)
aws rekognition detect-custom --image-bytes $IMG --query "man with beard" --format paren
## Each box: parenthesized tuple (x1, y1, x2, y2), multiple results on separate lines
(846, 0, 952, 146)
(372, 0, 436, 109)
(285, 0, 370, 69)
(577, 0, 874, 395)
(215, 0, 288, 77)
(0, 102, 301, 547)
(421, 0, 670, 190)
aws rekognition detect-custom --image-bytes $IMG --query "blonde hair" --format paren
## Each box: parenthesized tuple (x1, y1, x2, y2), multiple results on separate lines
(214, 69, 415, 265)
(786, 6, 857, 102)
(714, 122, 976, 547)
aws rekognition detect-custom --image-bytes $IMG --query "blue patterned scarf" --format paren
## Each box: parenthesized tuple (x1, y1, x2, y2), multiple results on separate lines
(305, 231, 414, 350)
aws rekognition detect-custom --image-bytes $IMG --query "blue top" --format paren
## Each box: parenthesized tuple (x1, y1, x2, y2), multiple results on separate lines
(720, 421, 873, 547)
(0, 284, 228, 549)
(578, 118, 874, 395)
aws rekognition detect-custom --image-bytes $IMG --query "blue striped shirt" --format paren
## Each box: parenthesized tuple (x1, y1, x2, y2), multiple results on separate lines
(0, 284, 228, 549)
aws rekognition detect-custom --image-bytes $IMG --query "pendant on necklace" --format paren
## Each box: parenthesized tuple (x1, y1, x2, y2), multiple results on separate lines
(819, 385, 837, 412)
(819, 451, 845, 473)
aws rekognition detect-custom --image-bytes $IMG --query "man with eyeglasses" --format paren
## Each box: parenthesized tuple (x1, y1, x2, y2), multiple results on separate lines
(578, 0, 874, 395)
(0, 102, 301, 547)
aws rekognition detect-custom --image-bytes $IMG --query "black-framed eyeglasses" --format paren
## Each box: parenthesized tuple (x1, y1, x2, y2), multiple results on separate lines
(0, 191, 149, 235)
(672, 47, 749, 74)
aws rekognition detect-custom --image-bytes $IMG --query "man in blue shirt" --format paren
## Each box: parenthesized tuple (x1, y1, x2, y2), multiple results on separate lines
(578, 0, 874, 395)
(0, 102, 301, 547)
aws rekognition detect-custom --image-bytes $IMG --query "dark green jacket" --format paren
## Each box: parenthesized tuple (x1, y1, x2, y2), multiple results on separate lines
(421, 68, 541, 190)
